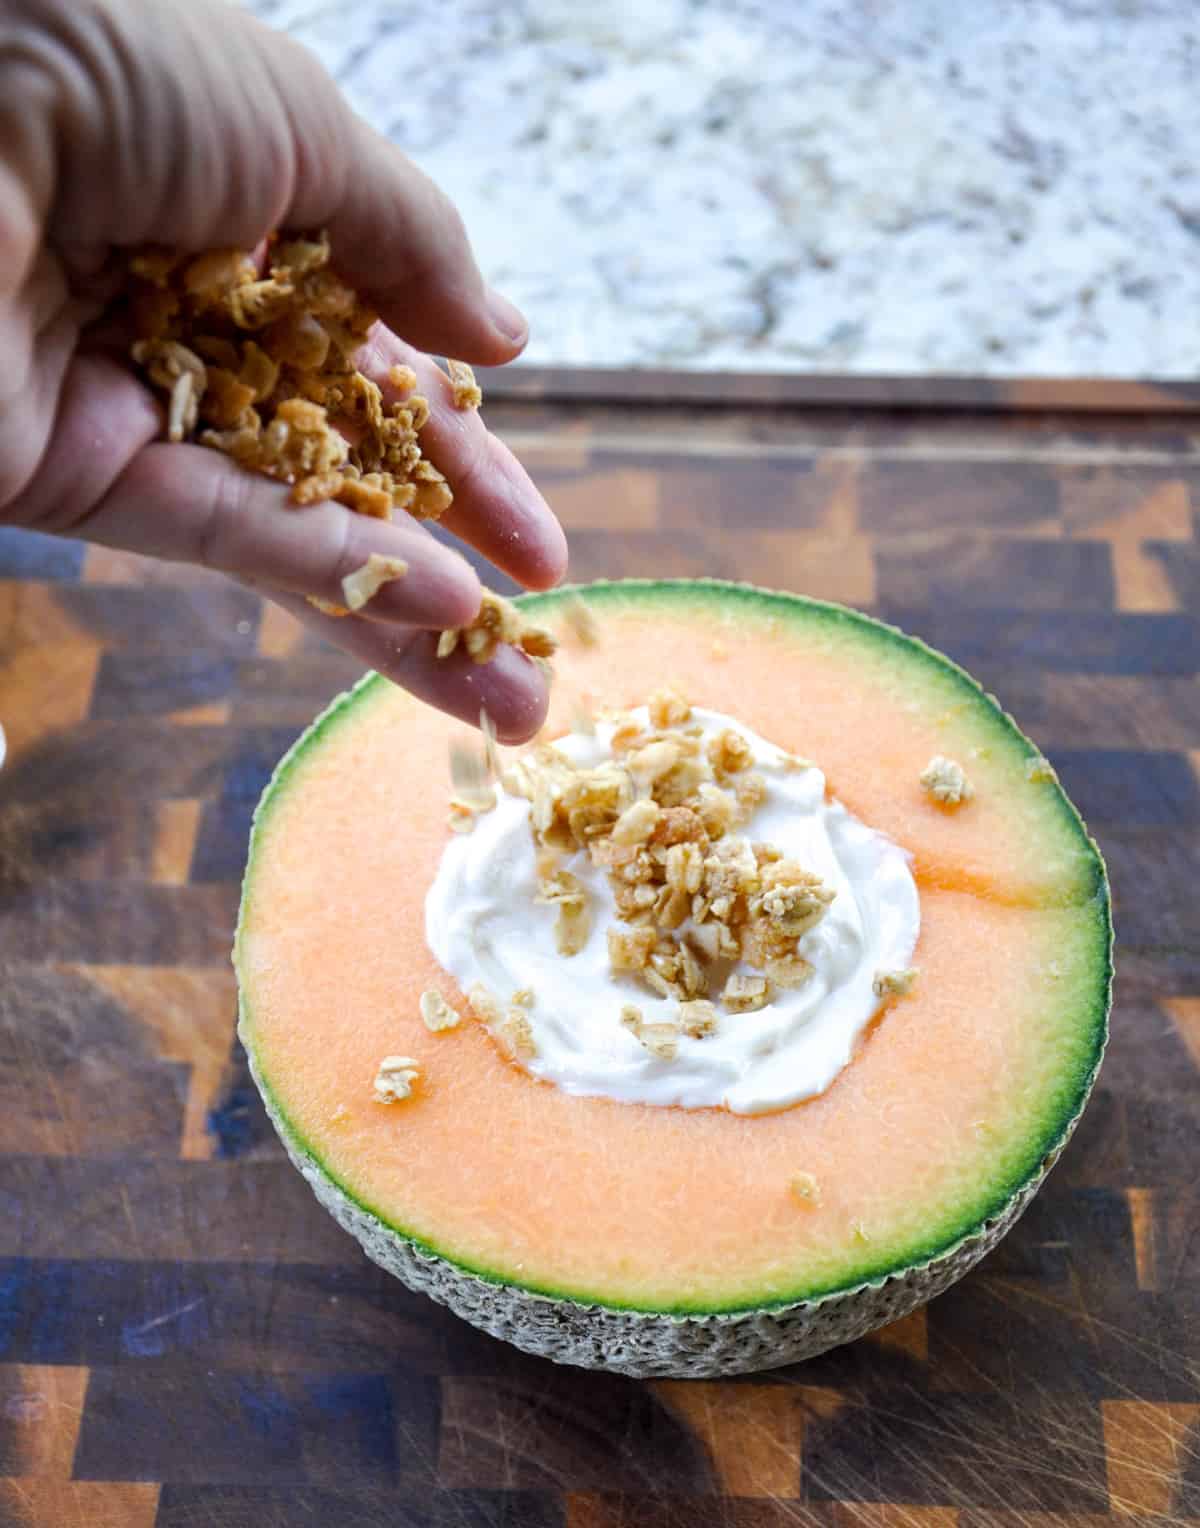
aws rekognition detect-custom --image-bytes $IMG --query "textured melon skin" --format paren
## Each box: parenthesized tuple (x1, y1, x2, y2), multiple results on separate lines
(237, 579, 1111, 1375)
(247, 1035, 1069, 1376)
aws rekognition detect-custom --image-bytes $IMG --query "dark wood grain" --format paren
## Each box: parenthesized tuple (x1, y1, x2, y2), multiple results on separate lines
(0, 373, 1196, 1528)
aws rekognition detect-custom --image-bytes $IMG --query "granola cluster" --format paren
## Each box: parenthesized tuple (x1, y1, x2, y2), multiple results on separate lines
(487, 690, 837, 1048)
(122, 233, 556, 666)
(125, 232, 453, 520)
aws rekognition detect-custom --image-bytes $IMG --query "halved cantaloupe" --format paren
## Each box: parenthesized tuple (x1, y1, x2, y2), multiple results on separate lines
(235, 580, 1110, 1376)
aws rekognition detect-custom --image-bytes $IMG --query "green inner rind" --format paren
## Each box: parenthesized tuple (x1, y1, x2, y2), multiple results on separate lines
(236, 579, 1112, 1316)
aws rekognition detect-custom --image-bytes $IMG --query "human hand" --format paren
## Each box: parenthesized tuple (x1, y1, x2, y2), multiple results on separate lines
(0, 0, 567, 741)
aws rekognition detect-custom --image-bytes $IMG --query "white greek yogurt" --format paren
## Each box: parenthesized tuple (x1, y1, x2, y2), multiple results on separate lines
(426, 709, 920, 1115)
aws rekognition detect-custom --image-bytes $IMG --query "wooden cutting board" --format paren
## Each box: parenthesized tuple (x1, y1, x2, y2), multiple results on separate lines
(0, 371, 1196, 1528)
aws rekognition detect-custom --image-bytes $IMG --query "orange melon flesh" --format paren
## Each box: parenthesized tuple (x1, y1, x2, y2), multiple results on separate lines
(237, 582, 1109, 1314)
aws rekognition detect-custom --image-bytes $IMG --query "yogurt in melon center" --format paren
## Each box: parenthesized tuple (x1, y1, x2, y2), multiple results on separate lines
(427, 708, 920, 1114)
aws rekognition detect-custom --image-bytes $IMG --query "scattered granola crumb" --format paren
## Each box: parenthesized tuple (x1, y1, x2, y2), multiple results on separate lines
(511, 987, 535, 1007)
(872, 967, 920, 999)
(1025, 754, 1058, 784)
(436, 628, 460, 659)
(445, 358, 483, 410)
(467, 981, 501, 1026)
(329, 1103, 350, 1125)
(638, 1022, 680, 1060)
(620, 1004, 645, 1039)
(790, 1172, 821, 1204)
(387, 363, 418, 394)
(678, 999, 718, 1038)
(920, 754, 973, 806)
(723, 973, 772, 1013)
(563, 594, 600, 647)
(419, 989, 461, 1032)
(498, 1008, 537, 1061)
(852, 1220, 871, 1243)
(339, 552, 408, 613)
(374, 1055, 420, 1103)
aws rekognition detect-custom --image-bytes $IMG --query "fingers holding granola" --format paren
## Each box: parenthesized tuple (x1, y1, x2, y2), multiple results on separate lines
(360, 332, 569, 592)
(265, 588, 551, 744)
(75, 441, 483, 630)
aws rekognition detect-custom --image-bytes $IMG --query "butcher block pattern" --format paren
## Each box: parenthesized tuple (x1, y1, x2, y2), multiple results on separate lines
(0, 371, 1196, 1527)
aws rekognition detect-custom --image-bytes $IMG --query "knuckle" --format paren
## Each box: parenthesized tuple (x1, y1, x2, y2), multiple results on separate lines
(195, 467, 253, 572)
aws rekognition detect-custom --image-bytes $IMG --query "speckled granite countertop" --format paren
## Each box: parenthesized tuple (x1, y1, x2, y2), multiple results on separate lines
(246, 0, 1200, 377)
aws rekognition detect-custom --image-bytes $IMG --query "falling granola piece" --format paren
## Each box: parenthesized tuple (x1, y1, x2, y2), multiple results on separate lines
(479, 707, 503, 783)
(449, 739, 493, 809)
(920, 754, 973, 806)
(337, 553, 408, 614)
(419, 989, 461, 1032)
(562, 594, 600, 648)
(445, 358, 483, 410)
(374, 1055, 420, 1103)
(790, 1172, 821, 1205)
(723, 973, 773, 1014)
(872, 967, 920, 999)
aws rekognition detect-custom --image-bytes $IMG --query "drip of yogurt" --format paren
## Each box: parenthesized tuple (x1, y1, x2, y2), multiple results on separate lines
(426, 708, 920, 1114)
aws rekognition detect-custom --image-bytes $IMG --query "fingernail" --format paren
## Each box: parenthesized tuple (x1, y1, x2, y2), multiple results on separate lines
(486, 286, 528, 345)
